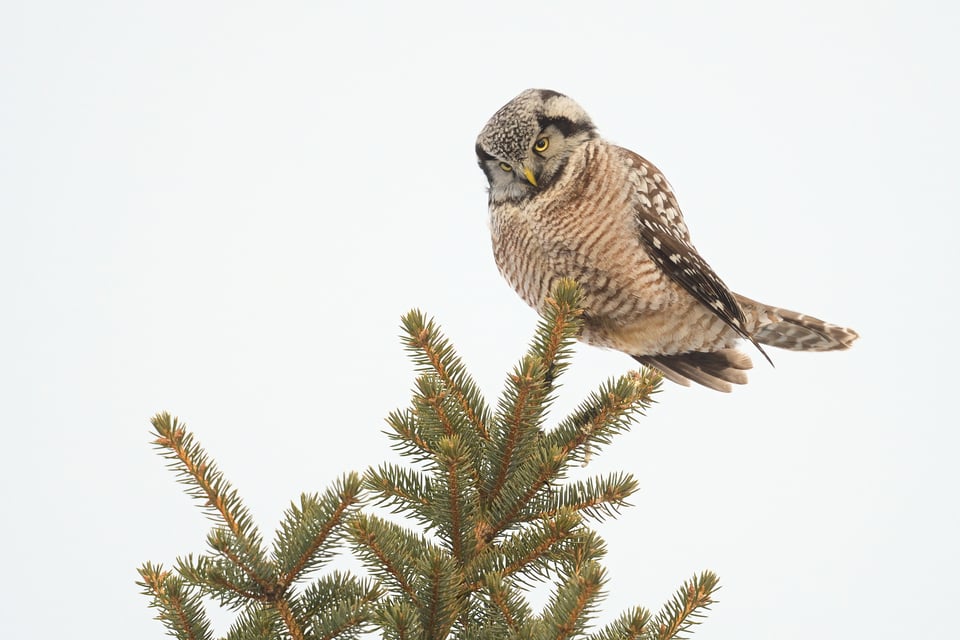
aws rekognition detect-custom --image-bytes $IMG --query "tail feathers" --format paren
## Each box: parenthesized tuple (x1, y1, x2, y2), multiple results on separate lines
(735, 294, 859, 352)
(634, 349, 753, 393)
(632, 297, 857, 392)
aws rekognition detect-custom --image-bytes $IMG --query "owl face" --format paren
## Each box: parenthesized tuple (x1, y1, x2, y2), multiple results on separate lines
(476, 89, 597, 204)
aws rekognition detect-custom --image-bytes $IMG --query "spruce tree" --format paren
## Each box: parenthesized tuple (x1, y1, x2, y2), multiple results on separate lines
(138, 415, 380, 640)
(140, 280, 719, 639)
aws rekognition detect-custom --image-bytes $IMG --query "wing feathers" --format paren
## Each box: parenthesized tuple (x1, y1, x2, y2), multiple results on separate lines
(619, 148, 772, 365)
(634, 350, 754, 393)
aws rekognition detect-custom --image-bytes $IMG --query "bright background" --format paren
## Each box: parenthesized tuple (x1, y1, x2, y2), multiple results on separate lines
(2, 2, 957, 638)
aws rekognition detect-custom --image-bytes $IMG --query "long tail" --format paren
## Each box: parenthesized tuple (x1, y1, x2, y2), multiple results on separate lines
(735, 294, 859, 352)
(633, 296, 858, 392)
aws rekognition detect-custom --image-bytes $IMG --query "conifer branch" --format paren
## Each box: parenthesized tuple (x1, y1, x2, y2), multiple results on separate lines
(138, 563, 213, 640)
(486, 447, 562, 536)
(401, 310, 491, 441)
(205, 529, 275, 597)
(435, 435, 475, 563)
(348, 514, 430, 606)
(500, 513, 581, 584)
(309, 597, 379, 640)
(478, 573, 533, 634)
(529, 279, 584, 388)
(150, 413, 266, 557)
(588, 606, 652, 640)
(313, 607, 373, 640)
(485, 367, 656, 536)
(415, 374, 456, 438)
(486, 356, 548, 509)
(467, 511, 583, 589)
(541, 561, 606, 640)
(547, 370, 661, 466)
(223, 604, 280, 640)
(414, 377, 487, 511)
(143, 282, 722, 640)
(386, 409, 440, 461)
(176, 553, 266, 604)
(417, 547, 463, 640)
(372, 601, 424, 640)
(366, 463, 432, 515)
(484, 280, 583, 511)
(536, 473, 639, 522)
(299, 572, 382, 639)
(648, 571, 719, 640)
(275, 599, 306, 640)
(557, 528, 608, 578)
(143, 416, 373, 639)
(273, 474, 363, 589)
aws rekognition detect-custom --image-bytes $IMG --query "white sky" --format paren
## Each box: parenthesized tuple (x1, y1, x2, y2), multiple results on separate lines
(2, 2, 958, 638)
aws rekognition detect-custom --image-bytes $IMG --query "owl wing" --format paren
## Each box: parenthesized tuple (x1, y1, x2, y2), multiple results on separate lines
(619, 147, 770, 362)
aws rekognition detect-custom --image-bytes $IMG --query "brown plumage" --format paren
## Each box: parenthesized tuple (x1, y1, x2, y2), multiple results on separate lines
(476, 89, 858, 391)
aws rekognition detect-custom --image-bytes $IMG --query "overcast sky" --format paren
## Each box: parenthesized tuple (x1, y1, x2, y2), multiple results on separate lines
(2, 2, 958, 638)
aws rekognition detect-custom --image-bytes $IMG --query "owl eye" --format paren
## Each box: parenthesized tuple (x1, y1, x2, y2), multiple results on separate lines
(499, 162, 513, 172)
(533, 137, 549, 152)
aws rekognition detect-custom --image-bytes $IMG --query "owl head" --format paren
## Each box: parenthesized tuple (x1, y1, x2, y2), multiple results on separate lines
(476, 89, 597, 204)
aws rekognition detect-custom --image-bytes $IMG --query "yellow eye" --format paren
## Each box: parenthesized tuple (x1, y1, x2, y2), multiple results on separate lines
(499, 162, 513, 172)
(534, 137, 549, 152)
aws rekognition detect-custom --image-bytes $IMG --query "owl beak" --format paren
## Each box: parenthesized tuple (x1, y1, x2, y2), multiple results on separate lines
(522, 166, 538, 187)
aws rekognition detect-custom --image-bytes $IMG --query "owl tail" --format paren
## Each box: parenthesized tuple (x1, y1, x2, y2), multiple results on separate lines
(734, 294, 860, 352)
(633, 296, 858, 392)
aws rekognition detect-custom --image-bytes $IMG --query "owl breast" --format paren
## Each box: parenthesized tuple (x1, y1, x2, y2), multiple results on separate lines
(489, 140, 717, 354)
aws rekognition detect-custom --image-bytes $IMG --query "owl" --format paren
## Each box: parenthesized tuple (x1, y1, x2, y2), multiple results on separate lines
(476, 89, 858, 391)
